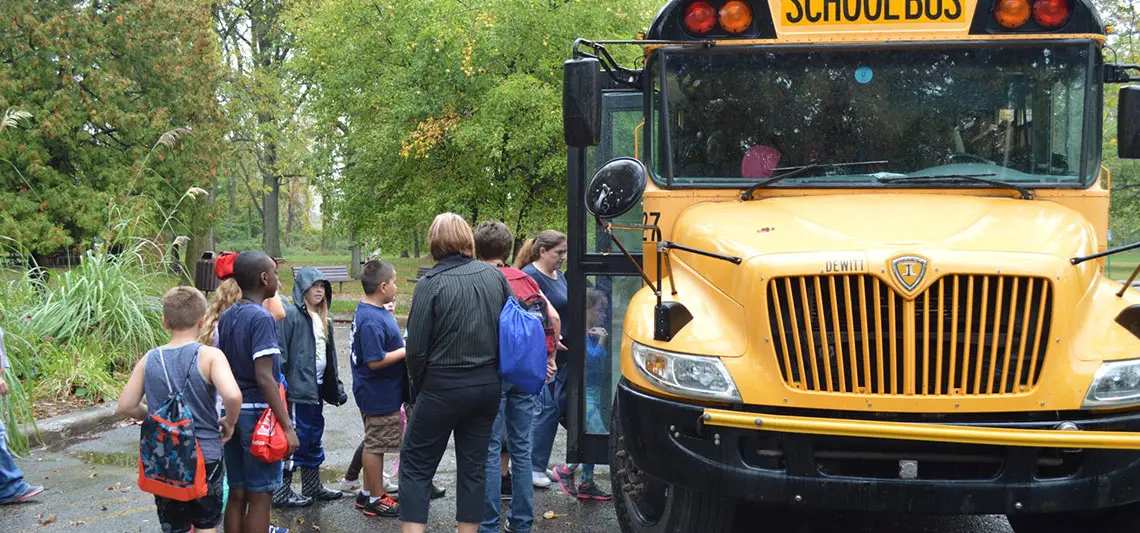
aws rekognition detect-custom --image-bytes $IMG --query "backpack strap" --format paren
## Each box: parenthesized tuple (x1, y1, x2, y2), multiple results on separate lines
(157, 344, 203, 396)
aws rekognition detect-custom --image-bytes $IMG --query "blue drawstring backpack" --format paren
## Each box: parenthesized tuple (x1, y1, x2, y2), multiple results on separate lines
(499, 296, 548, 394)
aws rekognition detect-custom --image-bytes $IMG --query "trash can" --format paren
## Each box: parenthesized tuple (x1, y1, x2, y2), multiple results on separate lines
(195, 252, 219, 293)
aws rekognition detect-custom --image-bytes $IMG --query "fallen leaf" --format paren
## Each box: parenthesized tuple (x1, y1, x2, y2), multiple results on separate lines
(311, 526, 320, 532)
(38, 515, 56, 526)
(43, 476, 49, 480)
(101, 505, 108, 511)
(88, 472, 98, 478)
(543, 511, 557, 520)
(69, 520, 88, 526)
(296, 518, 305, 525)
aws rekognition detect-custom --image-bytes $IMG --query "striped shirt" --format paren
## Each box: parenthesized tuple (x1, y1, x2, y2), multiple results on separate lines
(406, 256, 513, 382)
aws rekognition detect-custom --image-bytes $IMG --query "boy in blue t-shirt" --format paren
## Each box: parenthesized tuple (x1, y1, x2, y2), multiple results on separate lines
(217, 251, 298, 533)
(349, 260, 407, 518)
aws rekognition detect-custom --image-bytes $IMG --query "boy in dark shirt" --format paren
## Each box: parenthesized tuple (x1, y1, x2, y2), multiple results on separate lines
(350, 260, 406, 518)
(218, 251, 299, 533)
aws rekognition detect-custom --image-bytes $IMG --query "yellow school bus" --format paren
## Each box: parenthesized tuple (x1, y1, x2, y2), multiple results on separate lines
(559, 1, 1140, 532)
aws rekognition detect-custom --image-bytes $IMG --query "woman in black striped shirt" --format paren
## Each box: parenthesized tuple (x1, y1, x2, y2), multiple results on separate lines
(399, 212, 513, 533)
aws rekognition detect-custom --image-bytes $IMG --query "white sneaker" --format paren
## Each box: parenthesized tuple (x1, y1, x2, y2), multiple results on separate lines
(532, 471, 552, 488)
(338, 478, 361, 493)
(384, 472, 399, 494)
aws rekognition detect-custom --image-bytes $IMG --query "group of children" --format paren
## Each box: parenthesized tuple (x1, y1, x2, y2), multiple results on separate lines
(114, 234, 611, 533)
(116, 251, 412, 533)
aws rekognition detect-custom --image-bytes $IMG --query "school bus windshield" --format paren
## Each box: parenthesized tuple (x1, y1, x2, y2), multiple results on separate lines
(658, 43, 1096, 188)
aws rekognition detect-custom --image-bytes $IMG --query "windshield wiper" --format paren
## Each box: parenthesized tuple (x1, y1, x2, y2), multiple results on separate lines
(876, 173, 1034, 200)
(741, 160, 889, 201)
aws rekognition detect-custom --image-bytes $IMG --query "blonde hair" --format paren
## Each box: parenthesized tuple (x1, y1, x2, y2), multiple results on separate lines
(198, 278, 242, 346)
(305, 282, 330, 334)
(428, 212, 475, 261)
(513, 229, 566, 269)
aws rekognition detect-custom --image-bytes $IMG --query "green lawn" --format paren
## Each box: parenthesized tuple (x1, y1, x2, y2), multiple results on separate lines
(1105, 250, 1140, 281)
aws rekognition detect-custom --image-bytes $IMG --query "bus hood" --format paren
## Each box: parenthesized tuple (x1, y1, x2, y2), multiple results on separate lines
(672, 193, 1097, 261)
(667, 193, 1101, 308)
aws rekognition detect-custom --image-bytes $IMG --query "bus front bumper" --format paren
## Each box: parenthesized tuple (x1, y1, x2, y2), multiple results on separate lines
(617, 380, 1140, 514)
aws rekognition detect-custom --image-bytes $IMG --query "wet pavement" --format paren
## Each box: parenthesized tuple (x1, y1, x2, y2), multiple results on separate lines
(0, 325, 1013, 533)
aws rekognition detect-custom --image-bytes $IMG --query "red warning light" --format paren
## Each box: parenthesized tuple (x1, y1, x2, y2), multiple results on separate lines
(1032, 0, 1071, 28)
(684, 2, 717, 34)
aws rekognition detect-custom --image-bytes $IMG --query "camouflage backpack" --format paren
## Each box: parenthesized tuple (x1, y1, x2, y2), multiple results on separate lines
(137, 348, 208, 502)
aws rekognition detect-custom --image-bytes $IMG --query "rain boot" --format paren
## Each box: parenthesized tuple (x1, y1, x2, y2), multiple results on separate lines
(272, 468, 314, 508)
(301, 467, 343, 501)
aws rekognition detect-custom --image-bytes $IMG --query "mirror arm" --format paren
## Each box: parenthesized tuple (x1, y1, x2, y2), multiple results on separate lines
(1106, 64, 1140, 84)
(603, 223, 658, 293)
(661, 246, 679, 296)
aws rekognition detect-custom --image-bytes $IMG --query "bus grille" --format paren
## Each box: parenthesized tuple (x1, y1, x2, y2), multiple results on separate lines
(766, 275, 1052, 396)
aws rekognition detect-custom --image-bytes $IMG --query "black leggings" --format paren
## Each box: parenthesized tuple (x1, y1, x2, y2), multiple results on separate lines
(345, 442, 364, 482)
(397, 381, 500, 524)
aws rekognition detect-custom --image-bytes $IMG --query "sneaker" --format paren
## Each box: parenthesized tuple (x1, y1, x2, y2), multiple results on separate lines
(355, 492, 369, 509)
(551, 465, 576, 497)
(339, 478, 362, 494)
(431, 482, 446, 499)
(504, 519, 518, 533)
(501, 474, 513, 501)
(384, 473, 399, 494)
(361, 494, 400, 517)
(576, 482, 612, 501)
(268, 526, 290, 533)
(0, 485, 44, 505)
(532, 471, 552, 488)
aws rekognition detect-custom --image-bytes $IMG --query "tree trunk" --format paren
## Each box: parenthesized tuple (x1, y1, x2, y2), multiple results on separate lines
(228, 173, 236, 221)
(413, 228, 421, 258)
(262, 145, 281, 257)
(349, 228, 362, 277)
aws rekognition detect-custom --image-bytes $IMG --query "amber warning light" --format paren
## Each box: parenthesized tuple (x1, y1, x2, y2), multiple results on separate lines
(996, 0, 1070, 27)
(684, 1, 754, 34)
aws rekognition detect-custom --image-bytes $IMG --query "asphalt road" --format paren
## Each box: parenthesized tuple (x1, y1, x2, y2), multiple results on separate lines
(0, 325, 1014, 533)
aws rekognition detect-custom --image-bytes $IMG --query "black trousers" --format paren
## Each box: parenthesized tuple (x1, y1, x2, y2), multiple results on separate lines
(398, 380, 501, 524)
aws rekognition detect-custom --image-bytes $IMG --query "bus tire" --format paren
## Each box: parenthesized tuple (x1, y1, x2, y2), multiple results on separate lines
(611, 395, 736, 533)
(1007, 503, 1140, 533)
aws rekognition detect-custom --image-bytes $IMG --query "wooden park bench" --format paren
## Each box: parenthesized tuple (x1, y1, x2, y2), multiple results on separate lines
(293, 265, 357, 292)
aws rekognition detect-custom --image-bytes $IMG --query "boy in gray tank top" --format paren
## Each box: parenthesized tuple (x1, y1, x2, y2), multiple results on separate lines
(117, 287, 243, 533)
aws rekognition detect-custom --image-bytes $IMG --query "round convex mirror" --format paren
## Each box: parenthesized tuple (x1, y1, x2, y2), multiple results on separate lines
(585, 157, 648, 219)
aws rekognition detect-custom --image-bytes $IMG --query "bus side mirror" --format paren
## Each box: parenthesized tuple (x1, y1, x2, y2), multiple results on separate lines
(564, 58, 601, 148)
(1119, 86, 1140, 159)
(585, 157, 647, 219)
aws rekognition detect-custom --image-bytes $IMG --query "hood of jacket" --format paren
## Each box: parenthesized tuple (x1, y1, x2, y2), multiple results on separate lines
(292, 267, 333, 313)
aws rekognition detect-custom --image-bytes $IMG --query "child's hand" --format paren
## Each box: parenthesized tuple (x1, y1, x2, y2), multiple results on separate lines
(0, 379, 8, 397)
(546, 358, 557, 380)
(219, 418, 235, 443)
(588, 327, 608, 342)
(285, 427, 300, 455)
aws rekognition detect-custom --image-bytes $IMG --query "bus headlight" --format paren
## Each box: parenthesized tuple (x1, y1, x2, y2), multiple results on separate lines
(1084, 359, 1140, 408)
(632, 342, 741, 402)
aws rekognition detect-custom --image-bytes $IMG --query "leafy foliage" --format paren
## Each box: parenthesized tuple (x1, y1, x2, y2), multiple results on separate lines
(0, 0, 228, 257)
(287, 0, 657, 255)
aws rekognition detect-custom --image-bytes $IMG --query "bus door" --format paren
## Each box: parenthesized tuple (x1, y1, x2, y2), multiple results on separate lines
(566, 90, 645, 465)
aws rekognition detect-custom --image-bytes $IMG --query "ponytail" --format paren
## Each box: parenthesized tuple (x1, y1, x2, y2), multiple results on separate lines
(513, 238, 536, 269)
(512, 229, 566, 269)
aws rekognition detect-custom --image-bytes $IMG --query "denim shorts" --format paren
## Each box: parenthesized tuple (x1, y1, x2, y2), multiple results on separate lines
(222, 408, 283, 493)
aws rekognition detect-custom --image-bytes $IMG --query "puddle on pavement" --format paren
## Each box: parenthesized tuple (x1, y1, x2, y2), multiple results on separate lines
(73, 451, 137, 468)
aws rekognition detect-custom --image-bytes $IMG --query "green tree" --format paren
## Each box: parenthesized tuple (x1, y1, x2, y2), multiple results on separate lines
(0, 0, 229, 265)
(287, 0, 656, 257)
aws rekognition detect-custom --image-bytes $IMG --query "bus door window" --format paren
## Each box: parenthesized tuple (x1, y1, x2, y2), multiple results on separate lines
(585, 274, 642, 435)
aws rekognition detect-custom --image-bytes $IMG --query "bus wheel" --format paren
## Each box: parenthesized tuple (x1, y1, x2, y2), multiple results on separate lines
(610, 396, 736, 533)
(1007, 503, 1140, 533)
